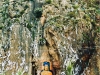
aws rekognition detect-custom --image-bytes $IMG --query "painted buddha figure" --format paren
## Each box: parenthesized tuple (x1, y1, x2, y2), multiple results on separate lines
(40, 62, 53, 75)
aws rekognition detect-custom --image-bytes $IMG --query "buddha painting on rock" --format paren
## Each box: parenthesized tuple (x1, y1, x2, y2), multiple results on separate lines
(40, 62, 53, 75)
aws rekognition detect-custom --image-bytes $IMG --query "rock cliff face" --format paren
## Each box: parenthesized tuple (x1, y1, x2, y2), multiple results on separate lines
(0, 24, 32, 75)
(0, 0, 100, 75)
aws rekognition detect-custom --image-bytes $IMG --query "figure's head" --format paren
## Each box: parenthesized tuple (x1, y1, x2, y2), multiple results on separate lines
(43, 61, 50, 71)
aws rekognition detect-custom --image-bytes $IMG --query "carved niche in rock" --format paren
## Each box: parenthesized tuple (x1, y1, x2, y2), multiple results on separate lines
(44, 27, 61, 69)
